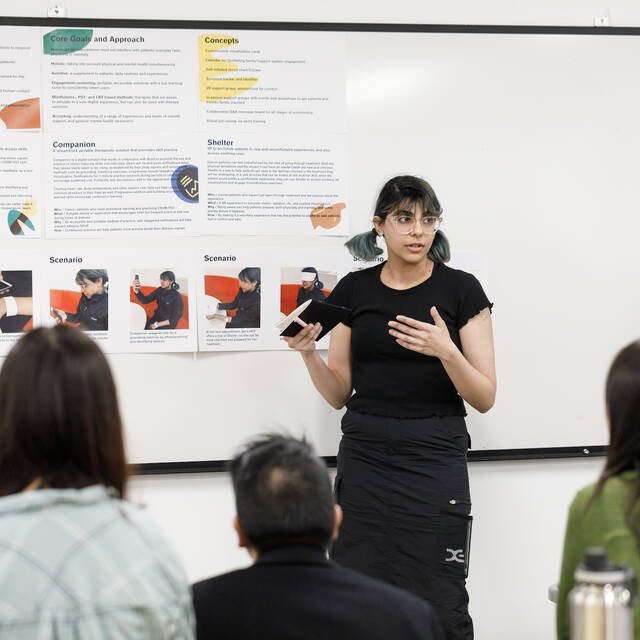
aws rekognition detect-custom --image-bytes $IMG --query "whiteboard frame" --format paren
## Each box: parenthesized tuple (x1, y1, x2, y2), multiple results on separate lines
(0, 15, 628, 467)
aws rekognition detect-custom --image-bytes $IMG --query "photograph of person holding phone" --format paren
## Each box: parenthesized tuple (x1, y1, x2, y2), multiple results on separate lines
(0, 270, 33, 333)
(133, 270, 184, 330)
(52, 269, 109, 332)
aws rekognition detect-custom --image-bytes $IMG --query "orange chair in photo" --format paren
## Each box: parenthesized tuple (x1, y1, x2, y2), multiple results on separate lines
(279, 284, 331, 316)
(204, 276, 240, 318)
(49, 290, 81, 327)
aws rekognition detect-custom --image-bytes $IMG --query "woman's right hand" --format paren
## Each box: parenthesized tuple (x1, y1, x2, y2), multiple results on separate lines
(283, 323, 322, 354)
(54, 309, 67, 325)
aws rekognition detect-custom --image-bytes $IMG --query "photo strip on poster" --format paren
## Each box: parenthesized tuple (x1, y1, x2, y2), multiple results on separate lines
(197, 246, 348, 351)
(127, 256, 197, 353)
(0, 252, 40, 356)
(41, 252, 115, 351)
(3, 246, 491, 354)
(40, 251, 198, 353)
(198, 248, 268, 351)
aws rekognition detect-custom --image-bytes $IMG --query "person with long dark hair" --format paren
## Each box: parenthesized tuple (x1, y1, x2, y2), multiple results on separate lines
(53, 268, 109, 331)
(296, 267, 327, 307)
(134, 270, 184, 330)
(207, 267, 261, 329)
(284, 175, 496, 639)
(557, 340, 640, 640)
(0, 326, 194, 638)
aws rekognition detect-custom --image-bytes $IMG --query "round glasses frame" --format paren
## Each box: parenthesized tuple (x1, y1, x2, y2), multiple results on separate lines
(388, 214, 443, 235)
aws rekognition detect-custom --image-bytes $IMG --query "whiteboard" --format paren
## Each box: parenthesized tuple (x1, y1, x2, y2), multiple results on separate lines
(1, 18, 638, 465)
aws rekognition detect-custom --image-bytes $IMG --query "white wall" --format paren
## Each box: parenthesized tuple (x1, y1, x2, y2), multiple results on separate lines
(129, 456, 603, 639)
(4, 1, 623, 636)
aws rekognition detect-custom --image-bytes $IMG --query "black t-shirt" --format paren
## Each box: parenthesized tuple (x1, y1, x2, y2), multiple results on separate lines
(135, 287, 184, 329)
(66, 292, 109, 331)
(218, 289, 261, 328)
(327, 261, 492, 418)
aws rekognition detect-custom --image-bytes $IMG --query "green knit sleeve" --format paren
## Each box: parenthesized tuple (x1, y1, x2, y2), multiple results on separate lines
(556, 491, 590, 640)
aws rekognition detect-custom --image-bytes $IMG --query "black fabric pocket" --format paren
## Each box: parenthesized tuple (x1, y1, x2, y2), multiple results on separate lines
(436, 505, 472, 579)
(333, 474, 342, 503)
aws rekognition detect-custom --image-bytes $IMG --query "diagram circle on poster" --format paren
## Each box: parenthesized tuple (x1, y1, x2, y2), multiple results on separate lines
(171, 164, 199, 203)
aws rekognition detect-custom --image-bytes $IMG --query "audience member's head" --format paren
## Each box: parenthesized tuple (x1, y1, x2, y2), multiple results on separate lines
(600, 339, 640, 479)
(0, 325, 127, 497)
(230, 434, 341, 554)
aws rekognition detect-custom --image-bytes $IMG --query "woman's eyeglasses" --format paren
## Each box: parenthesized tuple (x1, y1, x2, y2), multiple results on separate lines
(388, 214, 442, 235)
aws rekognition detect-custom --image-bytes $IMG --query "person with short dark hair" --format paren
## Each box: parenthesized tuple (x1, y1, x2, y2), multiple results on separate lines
(192, 434, 444, 640)
(0, 326, 194, 639)
(557, 340, 640, 640)
(53, 268, 109, 331)
(133, 270, 184, 330)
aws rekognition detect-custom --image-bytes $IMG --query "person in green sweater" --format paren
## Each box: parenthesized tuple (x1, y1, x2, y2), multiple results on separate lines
(557, 339, 640, 639)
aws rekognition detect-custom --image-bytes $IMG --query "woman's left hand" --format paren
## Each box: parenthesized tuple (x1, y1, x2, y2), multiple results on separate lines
(388, 306, 456, 360)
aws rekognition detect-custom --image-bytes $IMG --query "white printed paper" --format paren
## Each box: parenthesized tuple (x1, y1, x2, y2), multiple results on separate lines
(42, 27, 197, 132)
(126, 255, 198, 353)
(45, 132, 203, 237)
(203, 132, 348, 236)
(0, 133, 42, 238)
(197, 30, 346, 133)
(0, 27, 42, 131)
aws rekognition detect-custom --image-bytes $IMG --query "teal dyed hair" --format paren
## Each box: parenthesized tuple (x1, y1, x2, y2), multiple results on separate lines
(345, 175, 450, 263)
(344, 229, 382, 262)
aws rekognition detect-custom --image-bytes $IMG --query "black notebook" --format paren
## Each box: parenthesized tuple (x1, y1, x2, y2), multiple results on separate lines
(277, 299, 351, 341)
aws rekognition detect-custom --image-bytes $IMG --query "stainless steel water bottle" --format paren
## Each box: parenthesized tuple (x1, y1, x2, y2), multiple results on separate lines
(569, 547, 635, 640)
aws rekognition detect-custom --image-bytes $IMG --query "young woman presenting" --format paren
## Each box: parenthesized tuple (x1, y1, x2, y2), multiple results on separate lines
(284, 175, 496, 640)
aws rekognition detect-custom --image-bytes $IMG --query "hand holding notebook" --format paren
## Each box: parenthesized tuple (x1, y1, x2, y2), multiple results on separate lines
(276, 299, 350, 341)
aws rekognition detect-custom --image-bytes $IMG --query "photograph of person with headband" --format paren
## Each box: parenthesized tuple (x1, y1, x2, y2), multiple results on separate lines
(52, 269, 109, 332)
(297, 267, 328, 307)
(0, 270, 33, 333)
(133, 270, 185, 330)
